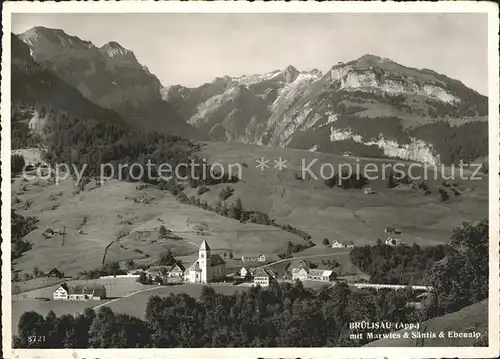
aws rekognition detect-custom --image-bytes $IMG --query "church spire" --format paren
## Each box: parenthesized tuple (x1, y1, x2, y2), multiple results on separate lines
(200, 240, 210, 251)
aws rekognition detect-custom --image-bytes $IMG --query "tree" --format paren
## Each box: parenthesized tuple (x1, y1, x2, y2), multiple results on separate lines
(158, 249, 175, 266)
(425, 220, 488, 314)
(159, 225, 168, 239)
(102, 261, 121, 276)
(438, 187, 450, 201)
(32, 266, 42, 277)
(200, 285, 216, 302)
(88, 307, 116, 348)
(322, 238, 330, 246)
(219, 186, 234, 201)
(125, 260, 135, 270)
(233, 198, 243, 220)
(387, 171, 397, 189)
(13, 271, 21, 282)
(16, 311, 45, 347)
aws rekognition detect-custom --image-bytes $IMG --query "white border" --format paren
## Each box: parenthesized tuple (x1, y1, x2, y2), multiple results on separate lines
(1, 2, 499, 359)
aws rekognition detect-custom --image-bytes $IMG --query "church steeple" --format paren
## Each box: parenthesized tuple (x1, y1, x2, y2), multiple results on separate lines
(199, 240, 211, 283)
(199, 240, 211, 252)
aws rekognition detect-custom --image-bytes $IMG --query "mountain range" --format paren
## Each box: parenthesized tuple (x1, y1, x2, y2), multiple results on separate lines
(14, 26, 488, 164)
(163, 54, 488, 164)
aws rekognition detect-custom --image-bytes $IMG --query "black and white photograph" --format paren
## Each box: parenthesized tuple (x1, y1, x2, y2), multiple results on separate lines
(2, 2, 499, 359)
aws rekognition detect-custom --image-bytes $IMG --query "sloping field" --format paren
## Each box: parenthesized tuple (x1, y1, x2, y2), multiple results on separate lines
(12, 175, 303, 277)
(365, 300, 488, 347)
(11, 277, 157, 333)
(196, 142, 488, 247)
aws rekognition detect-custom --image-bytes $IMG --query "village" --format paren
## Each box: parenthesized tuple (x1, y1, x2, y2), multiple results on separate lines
(47, 231, 429, 307)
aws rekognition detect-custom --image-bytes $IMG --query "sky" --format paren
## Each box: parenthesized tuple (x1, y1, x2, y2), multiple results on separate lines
(12, 13, 488, 95)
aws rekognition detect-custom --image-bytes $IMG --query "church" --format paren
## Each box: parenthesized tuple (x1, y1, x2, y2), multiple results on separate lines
(184, 240, 226, 283)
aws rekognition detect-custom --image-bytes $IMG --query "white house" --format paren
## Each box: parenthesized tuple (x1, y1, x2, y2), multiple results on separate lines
(331, 240, 345, 248)
(184, 240, 226, 283)
(291, 267, 309, 280)
(147, 263, 185, 280)
(241, 253, 266, 263)
(253, 268, 276, 287)
(331, 240, 355, 249)
(385, 237, 400, 246)
(53, 283, 106, 301)
(240, 266, 252, 279)
(292, 268, 335, 282)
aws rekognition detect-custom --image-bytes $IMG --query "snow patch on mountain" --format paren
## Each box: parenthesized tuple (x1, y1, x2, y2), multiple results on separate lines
(234, 70, 282, 86)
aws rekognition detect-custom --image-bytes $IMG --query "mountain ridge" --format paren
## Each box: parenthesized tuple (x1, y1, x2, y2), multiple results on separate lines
(163, 54, 488, 165)
(18, 26, 202, 139)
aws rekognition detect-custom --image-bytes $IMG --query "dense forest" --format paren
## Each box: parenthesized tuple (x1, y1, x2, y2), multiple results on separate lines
(12, 103, 198, 183)
(411, 121, 488, 165)
(350, 243, 450, 285)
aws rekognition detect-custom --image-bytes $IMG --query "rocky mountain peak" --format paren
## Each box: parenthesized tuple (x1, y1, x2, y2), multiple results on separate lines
(20, 26, 95, 51)
(283, 65, 300, 82)
(99, 41, 133, 58)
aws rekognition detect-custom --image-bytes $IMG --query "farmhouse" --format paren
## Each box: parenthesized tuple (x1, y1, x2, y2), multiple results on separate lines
(184, 240, 226, 283)
(241, 253, 266, 263)
(43, 228, 55, 239)
(291, 267, 309, 280)
(292, 267, 336, 282)
(384, 226, 401, 236)
(53, 283, 106, 301)
(385, 237, 401, 246)
(147, 263, 185, 279)
(331, 240, 355, 249)
(47, 268, 64, 278)
(240, 266, 252, 279)
(253, 268, 276, 287)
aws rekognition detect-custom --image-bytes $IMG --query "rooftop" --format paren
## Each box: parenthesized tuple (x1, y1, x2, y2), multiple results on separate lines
(253, 268, 276, 279)
(58, 283, 106, 296)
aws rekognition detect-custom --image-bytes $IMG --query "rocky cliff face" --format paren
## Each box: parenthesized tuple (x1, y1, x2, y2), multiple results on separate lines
(11, 33, 127, 129)
(165, 54, 487, 164)
(19, 26, 200, 138)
